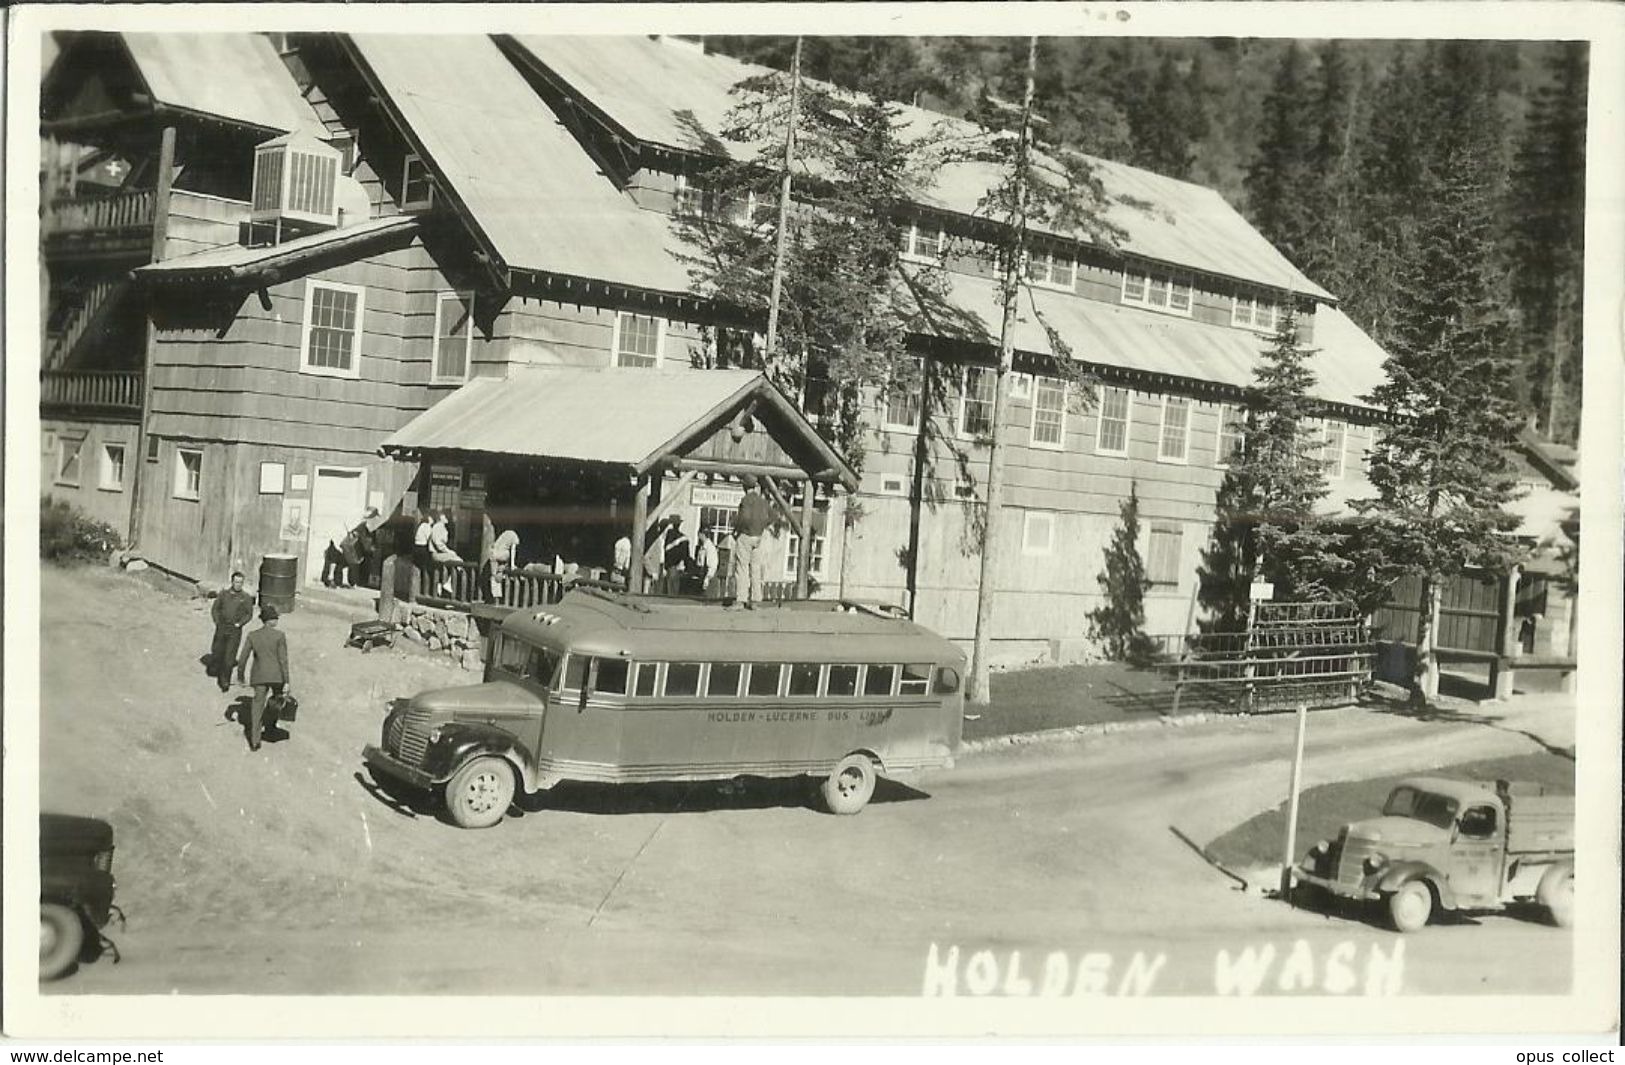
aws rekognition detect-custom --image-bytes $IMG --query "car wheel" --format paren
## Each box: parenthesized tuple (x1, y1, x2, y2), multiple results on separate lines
(820, 753, 877, 816)
(1386, 880, 1433, 934)
(40, 902, 84, 981)
(445, 756, 515, 829)
(1537, 864, 1574, 928)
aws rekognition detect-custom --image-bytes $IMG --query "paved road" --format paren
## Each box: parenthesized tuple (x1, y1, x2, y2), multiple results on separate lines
(54, 693, 1572, 999)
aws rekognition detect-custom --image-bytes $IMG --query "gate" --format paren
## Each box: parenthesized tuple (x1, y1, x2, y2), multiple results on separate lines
(1160, 601, 1374, 713)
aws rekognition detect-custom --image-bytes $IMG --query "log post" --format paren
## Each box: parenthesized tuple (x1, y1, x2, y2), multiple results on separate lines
(628, 475, 649, 594)
(795, 483, 814, 598)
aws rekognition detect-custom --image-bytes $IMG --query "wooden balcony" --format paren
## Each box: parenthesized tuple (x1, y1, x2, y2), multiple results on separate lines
(40, 370, 143, 419)
(43, 189, 157, 257)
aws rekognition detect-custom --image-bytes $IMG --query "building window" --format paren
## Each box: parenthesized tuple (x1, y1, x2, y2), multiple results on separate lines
(300, 280, 364, 378)
(1027, 249, 1076, 291)
(1159, 395, 1191, 463)
(55, 435, 84, 487)
(878, 473, 908, 496)
(784, 529, 828, 582)
(1146, 523, 1183, 586)
(1021, 510, 1055, 556)
(902, 222, 947, 263)
(1121, 268, 1193, 315)
(400, 153, 434, 211)
(146, 434, 160, 463)
(1321, 418, 1348, 478)
(1233, 295, 1283, 333)
(1030, 375, 1066, 450)
(174, 447, 203, 501)
(612, 312, 664, 368)
(432, 291, 475, 384)
(959, 366, 995, 439)
(1096, 386, 1131, 456)
(99, 443, 126, 491)
(673, 174, 700, 216)
(881, 358, 924, 431)
(1216, 404, 1246, 468)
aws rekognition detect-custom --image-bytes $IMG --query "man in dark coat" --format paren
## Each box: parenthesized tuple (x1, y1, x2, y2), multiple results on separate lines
(662, 515, 693, 595)
(235, 604, 292, 752)
(209, 571, 256, 693)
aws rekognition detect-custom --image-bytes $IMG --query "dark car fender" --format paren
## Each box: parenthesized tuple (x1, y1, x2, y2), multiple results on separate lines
(1375, 861, 1457, 911)
(422, 721, 537, 792)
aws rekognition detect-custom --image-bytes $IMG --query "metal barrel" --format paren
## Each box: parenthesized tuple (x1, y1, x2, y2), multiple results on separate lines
(259, 553, 300, 613)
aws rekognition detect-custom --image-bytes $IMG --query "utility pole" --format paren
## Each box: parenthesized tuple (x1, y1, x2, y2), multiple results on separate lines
(764, 35, 802, 363)
(128, 124, 176, 551)
(967, 36, 1037, 705)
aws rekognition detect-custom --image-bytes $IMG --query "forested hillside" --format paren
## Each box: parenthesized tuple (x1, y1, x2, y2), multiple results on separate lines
(705, 36, 1586, 443)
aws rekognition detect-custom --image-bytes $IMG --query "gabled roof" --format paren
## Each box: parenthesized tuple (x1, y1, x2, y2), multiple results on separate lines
(507, 35, 1333, 301)
(120, 33, 329, 137)
(346, 33, 692, 295)
(133, 216, 418, 285)
(911, 270, 1385, 411)
(379, 365, 859, 490)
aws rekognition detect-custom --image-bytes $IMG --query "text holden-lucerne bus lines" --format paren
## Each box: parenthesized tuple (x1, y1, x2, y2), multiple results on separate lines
(363, 584, 966, 827)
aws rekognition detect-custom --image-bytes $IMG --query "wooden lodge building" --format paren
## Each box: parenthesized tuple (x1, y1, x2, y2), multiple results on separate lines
(44, 31, 1433, 664)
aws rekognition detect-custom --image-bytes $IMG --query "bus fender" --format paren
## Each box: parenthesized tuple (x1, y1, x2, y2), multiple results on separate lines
(1376, 862, 1456, 911)
(423, 722, 535, 792)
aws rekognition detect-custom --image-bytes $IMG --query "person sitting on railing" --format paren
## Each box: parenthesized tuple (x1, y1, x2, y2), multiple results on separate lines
(411, 511, 434, 599)
(480, 528, 520, 603)
(611, 536, 632, 589)
(428, 512, 463, 596)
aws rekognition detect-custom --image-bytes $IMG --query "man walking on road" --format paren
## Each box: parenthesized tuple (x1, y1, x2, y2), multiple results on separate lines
(729, 474, 773, 609)
(235, 604, 291, 752)
(209, 571, 255, 693)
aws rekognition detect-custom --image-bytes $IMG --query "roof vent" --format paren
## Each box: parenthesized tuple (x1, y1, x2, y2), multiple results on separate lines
(251, 133, 342, 237)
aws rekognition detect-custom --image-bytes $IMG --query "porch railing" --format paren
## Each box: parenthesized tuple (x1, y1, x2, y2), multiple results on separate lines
(44, 189, 158, 237)
(417, 561, 565, 610)
(40, 370, 144, 413)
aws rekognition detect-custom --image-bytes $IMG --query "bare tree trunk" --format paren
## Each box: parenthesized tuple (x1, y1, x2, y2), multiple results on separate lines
(764, 36, 802, 362)
(1413, 575, 1441, 704)
(967, 37, 1037, 706)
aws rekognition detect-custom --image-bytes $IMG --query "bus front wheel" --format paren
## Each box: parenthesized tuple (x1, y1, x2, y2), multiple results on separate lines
(821, 754, 877, 816)
(445, 756, 515, 829)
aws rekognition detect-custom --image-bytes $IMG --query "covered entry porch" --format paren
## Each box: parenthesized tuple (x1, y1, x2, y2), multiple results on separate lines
(378, 365, 859, 610)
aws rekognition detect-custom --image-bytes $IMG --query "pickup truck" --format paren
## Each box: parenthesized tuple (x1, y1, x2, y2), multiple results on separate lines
(1293, 776, 1574, 933)
(40, 813, 122, 980)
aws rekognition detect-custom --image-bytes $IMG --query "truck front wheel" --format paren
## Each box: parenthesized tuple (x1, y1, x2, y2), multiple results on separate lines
(40, 902, 84, 980)
(1386, 881, 1433, 933)
(1536, 864, 1574, 928)
(444, 756, 515, 829)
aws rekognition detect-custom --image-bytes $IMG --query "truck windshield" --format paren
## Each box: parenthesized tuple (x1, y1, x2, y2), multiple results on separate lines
(1383, 786, 1459, 830)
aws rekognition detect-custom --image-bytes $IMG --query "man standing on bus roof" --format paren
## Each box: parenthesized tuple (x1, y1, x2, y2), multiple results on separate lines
(729, 474, 772, 610)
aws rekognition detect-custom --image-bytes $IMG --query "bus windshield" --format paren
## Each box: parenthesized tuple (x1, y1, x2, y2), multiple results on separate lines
(495, 636, 561, 690)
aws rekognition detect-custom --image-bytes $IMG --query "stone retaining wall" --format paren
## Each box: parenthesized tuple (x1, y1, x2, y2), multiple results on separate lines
(389, 602, 484, 671)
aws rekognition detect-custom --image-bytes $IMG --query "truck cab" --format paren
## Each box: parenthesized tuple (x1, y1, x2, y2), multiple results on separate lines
(1295, 776, 1574, 933)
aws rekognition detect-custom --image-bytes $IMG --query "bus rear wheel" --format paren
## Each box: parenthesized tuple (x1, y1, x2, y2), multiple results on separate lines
(445, 756, 515, 829)
(820, 754, 877, 816)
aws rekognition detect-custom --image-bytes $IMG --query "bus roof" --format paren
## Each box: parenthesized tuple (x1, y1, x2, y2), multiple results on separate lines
(500, 588, 965, 664)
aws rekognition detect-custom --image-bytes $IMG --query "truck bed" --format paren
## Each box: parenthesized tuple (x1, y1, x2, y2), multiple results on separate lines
(1506, 794, 1575, 854)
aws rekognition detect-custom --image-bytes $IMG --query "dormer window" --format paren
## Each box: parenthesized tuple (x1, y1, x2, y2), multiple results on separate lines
(400, 153, 434, 212)
(1027, 249, 1076, 291)
(1121, 268, 1192, 315)
(1233, 295, 1283, 333)
(673, 174, 701, 217)
(902, 223, 947, 264)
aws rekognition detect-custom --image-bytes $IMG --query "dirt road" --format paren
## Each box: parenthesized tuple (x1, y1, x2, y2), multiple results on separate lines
(37, 566, 1572, 1001)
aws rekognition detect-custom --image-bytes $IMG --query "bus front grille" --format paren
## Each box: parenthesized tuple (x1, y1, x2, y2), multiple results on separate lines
(395, 706, 433, 768)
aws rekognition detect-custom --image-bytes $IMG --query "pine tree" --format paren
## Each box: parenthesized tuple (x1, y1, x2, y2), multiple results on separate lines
(1356, 43, 1525, 704)
(1088, 482, 1154, 664)
(1243, 44, 1319, 267)
(1305, 42, 1364, 290)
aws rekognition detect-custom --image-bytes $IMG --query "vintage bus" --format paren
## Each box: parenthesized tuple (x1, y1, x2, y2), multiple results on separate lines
(362, 584, 966, 828)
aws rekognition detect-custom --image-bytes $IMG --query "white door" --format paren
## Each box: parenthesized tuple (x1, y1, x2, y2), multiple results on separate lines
(306, 466, 368, 584)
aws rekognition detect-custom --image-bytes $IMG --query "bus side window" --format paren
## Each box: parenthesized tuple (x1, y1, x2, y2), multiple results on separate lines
(634, 662, 659, 697)
(788, 663, 822, 696)
(666, 662, 703, 697)
(827, 664, 859, 696)
(563, 654, 590, 691)
(708, 663, 743, 697)
(864, 664, 898, 696)
(747, 663, 784, 697)
(934, 666, 961, 695)
(495, 635, 530, 676)
(530, 647, 561, 688)
(899, 664, 931, 696)
(597, 657, 629, 695)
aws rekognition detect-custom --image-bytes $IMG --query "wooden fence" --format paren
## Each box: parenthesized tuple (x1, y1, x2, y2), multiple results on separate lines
(43, 189, 157, 237)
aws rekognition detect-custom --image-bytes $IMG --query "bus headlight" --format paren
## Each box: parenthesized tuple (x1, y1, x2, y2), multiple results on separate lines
(1363, 854, 1387, 875)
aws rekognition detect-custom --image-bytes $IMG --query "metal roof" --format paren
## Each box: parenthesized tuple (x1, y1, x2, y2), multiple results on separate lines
(134, 216, 418, 283)
(508, 35, 1332, 300)
(379, 364, 858, 488)
(347, 33, 692, 294)
(915, 271, 1386, 411)
(120, 34, 329, 138)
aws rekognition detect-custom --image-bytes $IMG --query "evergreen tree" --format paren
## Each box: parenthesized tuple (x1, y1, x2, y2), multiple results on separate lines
(1087, 482, 1155, 663)
(1132, 52, 1206, 179)
(1305, 42, 1364, 290)
(1356, 43, 1525, 704)
(1243, 44, 1319, 267)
